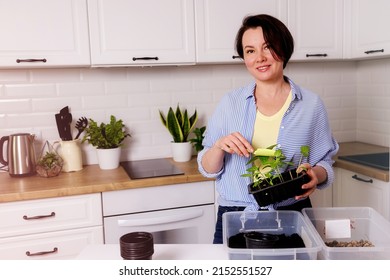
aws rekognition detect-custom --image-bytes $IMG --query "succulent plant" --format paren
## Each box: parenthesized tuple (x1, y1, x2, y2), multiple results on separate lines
(159, 104, 198, 143)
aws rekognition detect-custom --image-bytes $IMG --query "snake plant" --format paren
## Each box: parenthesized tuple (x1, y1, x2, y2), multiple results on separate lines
(159, 104, 198, 143)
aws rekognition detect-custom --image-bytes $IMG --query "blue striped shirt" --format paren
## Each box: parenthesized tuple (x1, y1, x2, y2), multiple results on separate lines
(197, 77, 339, 210)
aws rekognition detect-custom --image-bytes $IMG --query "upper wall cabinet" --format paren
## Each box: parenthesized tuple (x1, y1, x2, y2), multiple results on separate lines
(287, 0, 343, 61)
(0, 0, 90, 68)
(194, 0, 287, 64)
(344, 0, 390, 59)
(87, 0, 195, 66)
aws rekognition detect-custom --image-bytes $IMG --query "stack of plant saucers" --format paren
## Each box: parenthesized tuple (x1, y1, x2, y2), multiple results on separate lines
(119, 232, 154, 260)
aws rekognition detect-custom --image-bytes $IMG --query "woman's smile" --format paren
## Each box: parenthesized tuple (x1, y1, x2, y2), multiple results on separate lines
(256, 65, 271, 72)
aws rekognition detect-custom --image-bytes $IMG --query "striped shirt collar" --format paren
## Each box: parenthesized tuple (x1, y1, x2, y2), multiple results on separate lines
(245, 76, 303, 101)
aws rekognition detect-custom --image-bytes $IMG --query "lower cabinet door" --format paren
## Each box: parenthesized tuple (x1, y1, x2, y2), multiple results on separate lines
(333, 168, 390, 220)
(0, 226, 103, 260)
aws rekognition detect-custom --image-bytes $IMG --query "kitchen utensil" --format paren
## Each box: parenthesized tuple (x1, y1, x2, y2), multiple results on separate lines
(55, 106, 73, 141)
(53, 139, 83, 172)
(0, 133, 36, 177)
(74, 117, 88, 140)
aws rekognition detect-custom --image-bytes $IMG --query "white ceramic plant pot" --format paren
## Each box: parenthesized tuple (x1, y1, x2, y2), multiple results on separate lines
(171, 142, 193, 162)
(96, 147, 121, 170)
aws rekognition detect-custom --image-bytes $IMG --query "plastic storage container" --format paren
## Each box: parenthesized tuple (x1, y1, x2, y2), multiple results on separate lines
(222, 211, 322, 260)
(302, 207, 390, 259)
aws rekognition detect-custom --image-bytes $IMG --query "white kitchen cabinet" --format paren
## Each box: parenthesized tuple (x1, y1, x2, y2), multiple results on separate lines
(344, 0, 390, 59)
(287, 0, 343, 61)
(0, 0, 90, 68)
(333, 167, 390, 220)
(0, 227, 102, 260)
(310, 184, 333, 207)
(0, 194, 103, 259)
(87, 0, 196, 66)
(194, 0, 287, 64)
(102, 181, 215, 244)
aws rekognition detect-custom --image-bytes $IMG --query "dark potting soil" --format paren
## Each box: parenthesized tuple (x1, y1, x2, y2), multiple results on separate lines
(228, 232, 305, 249)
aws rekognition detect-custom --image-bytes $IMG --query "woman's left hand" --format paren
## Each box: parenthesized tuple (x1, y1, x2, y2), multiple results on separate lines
(295, 163, 318, 200)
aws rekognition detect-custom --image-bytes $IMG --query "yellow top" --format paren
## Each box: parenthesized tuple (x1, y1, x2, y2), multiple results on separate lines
(252, 91, 292, 150)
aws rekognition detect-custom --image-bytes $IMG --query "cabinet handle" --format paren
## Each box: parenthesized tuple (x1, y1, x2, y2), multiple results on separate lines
(23, 211, 55, 220)
(306, 53, 328, 57)
(232, 55, 241, 59)
(352, 174, 373, 183)
(118, 208, 204, 227)
(26, 247, 58, 257)
(364, 49, 384, 55)
(16, 58, 47, 63)
(132, 56, 159, 61)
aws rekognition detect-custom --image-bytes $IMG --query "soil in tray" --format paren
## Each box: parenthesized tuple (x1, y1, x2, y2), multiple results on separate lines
(228, 232, 305, 249)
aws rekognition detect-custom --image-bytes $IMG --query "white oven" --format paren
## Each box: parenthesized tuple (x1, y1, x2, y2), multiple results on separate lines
(102, 181, 215, 244)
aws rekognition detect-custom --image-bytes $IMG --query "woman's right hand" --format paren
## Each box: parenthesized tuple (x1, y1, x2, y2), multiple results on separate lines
(214, 132, 254, 158)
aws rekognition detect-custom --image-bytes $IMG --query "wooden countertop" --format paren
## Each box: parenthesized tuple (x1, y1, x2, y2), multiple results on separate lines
(0, 157, 212, 203)
(1, 142, 388, 203)
(334, 142, 389, 182)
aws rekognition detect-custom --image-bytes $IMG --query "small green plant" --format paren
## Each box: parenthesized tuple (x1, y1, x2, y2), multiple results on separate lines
(189, 126, 206, 152)
(82, 115, 131, 149)
(159, 104, 198, 143)
(36, 149, 63, 178)
(37, 151, 62, 169)
(242, 144, 310, 189)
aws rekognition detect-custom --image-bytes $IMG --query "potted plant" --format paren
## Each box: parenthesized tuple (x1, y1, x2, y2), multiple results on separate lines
(159, 104, 198, 162)
(36, 141, 64, 178)
(189, 126, 206, 153)
(82, 115, 130, 170)
(242, 144, 310, 207)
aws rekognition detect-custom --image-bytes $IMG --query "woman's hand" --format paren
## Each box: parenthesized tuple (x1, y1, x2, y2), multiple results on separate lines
(295, 163, 318, 200)
(201, 132, 253, 174)
(214, 132, 254, 157)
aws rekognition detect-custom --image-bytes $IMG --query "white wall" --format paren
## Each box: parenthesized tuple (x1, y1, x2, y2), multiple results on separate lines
(0, 59, 388, 164)
(356, 58, 390, 147)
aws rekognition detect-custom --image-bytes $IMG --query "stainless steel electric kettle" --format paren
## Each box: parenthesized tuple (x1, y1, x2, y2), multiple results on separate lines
(0, 133, 36, 177)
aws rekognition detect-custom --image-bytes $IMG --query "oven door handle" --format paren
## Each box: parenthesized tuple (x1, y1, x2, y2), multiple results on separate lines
(117, 209, 204, 227)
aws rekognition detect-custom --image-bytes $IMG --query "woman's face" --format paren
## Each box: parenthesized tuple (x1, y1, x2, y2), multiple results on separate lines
(242, 27, 284, 83)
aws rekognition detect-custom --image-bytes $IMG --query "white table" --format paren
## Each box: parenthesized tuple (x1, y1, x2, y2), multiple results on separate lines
(76, 244, 228, 260)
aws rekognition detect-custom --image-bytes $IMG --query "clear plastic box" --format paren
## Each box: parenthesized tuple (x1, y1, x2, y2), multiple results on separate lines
(302, 207, 390, 259)
(222, 211, 322, 260)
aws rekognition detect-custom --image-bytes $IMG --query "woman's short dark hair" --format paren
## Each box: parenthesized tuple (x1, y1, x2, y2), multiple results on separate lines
(235, 14, 294, 68)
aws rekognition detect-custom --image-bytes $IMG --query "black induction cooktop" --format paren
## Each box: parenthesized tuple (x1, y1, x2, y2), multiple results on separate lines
(120, 159, 184, 179)
(338, 152, 389, 170)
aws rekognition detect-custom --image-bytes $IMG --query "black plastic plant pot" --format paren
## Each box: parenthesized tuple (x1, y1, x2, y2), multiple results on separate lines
(244, 232, 280, 249)
(248, 168, 310, 207)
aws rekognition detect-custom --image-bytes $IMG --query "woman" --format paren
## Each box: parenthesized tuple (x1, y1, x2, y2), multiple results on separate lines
(197, 14, 339, 244)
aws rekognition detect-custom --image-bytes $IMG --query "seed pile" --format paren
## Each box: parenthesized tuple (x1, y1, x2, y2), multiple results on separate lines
(325, 239, 374, 247)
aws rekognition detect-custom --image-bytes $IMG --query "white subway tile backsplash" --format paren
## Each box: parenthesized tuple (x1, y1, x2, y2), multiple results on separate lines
(82, 94, 128, 110)
(81, 68, 127, 82)
(106, 80, 150, 95)
(32, 97, 82, 112)
(0, 99, 31, 114)
(31, 69, 82, 82)
(1, 59, 389, 162)
(0, 70, 29, 83)
(58, 82, 105, 97)
(6, 113, 54, 128)
(5, 83, 56, 97)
